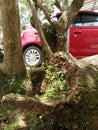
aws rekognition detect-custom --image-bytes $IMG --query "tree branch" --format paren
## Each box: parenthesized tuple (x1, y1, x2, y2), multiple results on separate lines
(54, 0, 63, 11)
(28, 0, 53, 60)
(35, 0, 51, 23)
(58, 0, 85, 32)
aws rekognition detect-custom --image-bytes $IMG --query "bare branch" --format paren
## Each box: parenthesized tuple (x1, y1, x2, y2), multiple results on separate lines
(54, 0, 68, 12)
(35, 0, 51, 23)
(0, 0, 3, 6)
(54, 0, 63, 11)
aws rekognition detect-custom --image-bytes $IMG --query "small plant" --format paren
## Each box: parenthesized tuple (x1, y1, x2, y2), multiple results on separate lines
(40, 64, 70, 99)
(0, 110, 8, 123)
(4, 123, 21, 130)
(27, 112, 56, 129)
(0, 104, 11, 128)
(4, 77, 25, 94)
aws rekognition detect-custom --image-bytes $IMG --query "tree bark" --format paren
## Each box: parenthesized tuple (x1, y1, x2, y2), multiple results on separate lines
(1, 0, 26, 77)
(28, 0, 53, 60)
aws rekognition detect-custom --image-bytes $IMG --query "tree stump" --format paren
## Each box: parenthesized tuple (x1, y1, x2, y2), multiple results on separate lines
(1, 52, 98, 130)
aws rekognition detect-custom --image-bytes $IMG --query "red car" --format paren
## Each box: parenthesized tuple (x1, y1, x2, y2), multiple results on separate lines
(21, 25, 42, 67)
(69, 10, 98, 59)
(56, 10, 98, 59)
(1, 11, 98, 67)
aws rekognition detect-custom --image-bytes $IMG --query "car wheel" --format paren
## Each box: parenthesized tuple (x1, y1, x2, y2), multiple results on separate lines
(23, 46, 42, 67)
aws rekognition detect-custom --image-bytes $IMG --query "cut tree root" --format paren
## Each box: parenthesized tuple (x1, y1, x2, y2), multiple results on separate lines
(1, 84, 79, 115)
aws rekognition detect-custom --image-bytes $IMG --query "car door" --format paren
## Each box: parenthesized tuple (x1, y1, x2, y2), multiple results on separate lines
(69, 12, 98, 59)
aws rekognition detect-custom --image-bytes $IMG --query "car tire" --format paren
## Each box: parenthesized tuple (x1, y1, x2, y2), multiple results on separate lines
(23, 46, 42, 67)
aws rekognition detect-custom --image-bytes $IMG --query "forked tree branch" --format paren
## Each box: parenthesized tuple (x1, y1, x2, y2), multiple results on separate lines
(57, 0, 85, 32)
(33, 0, 85, 34)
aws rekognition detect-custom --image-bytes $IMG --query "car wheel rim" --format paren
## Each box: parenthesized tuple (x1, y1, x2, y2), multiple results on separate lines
(25, 49, 40, 66)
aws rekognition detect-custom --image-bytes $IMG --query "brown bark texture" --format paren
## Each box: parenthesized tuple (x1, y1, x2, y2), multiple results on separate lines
(28, 0, 53, 60)
(1, 0, 26, 77)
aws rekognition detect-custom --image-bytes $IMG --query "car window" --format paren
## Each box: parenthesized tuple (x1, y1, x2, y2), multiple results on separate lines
(74, 12, 98, 27)
(74, 14, 83, 26)
(82, 13, 98, 26)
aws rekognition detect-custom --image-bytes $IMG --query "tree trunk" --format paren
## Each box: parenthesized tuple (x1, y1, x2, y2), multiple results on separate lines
(1, 0, 26, 77)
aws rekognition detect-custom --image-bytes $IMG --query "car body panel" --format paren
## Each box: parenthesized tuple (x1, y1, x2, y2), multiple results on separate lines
(21, 25, 42, 49)
(56, 10, 98, 59)
(69, 26, 98, 59)
(69, 10, 98, 59)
